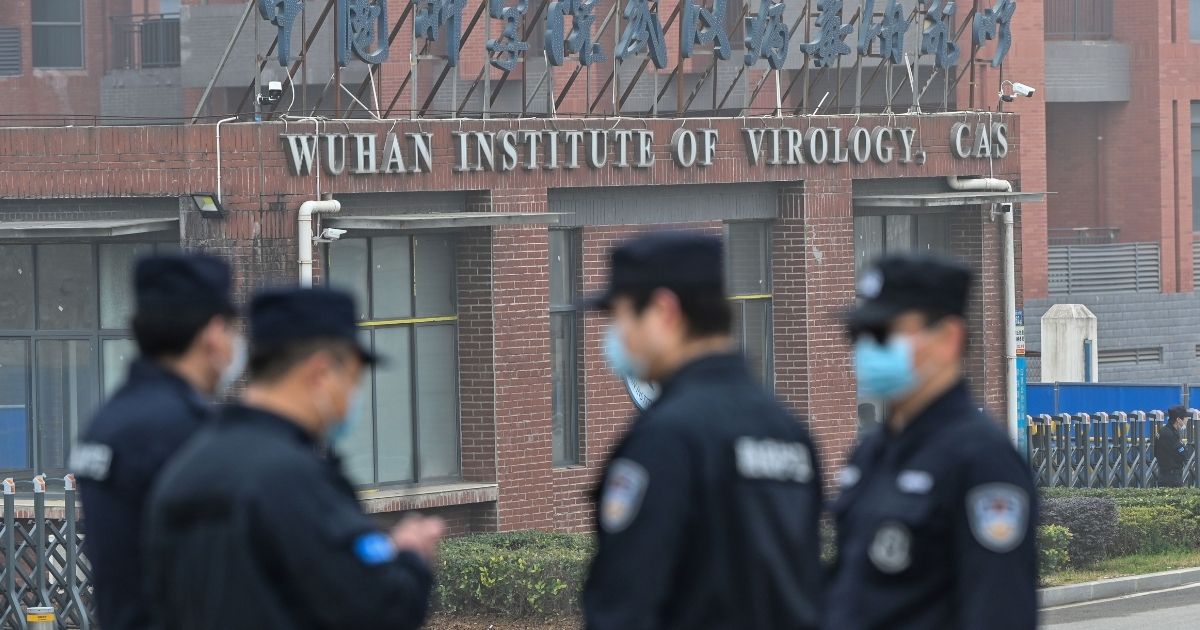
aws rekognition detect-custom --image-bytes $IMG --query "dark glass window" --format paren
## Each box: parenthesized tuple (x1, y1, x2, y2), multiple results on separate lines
(549, 229, 580, 466)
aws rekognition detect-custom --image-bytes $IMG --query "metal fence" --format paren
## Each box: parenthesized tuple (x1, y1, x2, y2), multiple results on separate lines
(1045, 0, 1114, 40)
(109, 13, 180, 71)
(1027, 410, 1200, 488)
(1048, 242, 1161, 295)
(1, 475, 93, 630)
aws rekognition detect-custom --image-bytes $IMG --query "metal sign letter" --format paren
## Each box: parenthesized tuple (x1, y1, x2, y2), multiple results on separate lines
(546, 0, 607, 66)
(338, 0, 389, 66)
(799, 0, 853, 68)
(414, 0, 468, 66)
(858, 0, 908, 64)
(921, 0, 960, 70)
(616, 0, 669, 69)
(744, 0, 789, 69)
(973, 0, 1016, 67)
(682, 0, 732, 60)
(258, 0, 304, 66)
(488, 0, 530, 71)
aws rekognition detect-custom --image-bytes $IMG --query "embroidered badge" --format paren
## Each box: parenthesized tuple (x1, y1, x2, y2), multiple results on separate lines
(734, 437, 813, 483)
(600, 459, 649, 533)
(68, 443, 114, 481)
(858, 269, 884, 298)
(353, 532, 398, 566)
(869, 520, 912, 574)
(896, 470, 934, 494)
(839, 465, 861, 489)
(966, 483, 1029, 553)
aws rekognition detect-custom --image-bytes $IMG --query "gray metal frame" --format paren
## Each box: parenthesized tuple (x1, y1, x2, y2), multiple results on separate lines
(30, 0, 85, 70)
(549, 228, 581, 467)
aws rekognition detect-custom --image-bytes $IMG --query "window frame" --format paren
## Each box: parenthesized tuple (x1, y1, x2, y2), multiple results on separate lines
(725, 220, 774, 389)
(31, 0, 85, 70)
(549, 228, 582, 467)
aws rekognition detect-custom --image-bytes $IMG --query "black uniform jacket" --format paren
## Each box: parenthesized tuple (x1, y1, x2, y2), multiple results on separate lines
(826, 381, 1038, 630)
(145, 404, 432, 630)
(1155, 424, 1186, 476)
(74, 359, 211, 630)
(584, 353, 824, 630)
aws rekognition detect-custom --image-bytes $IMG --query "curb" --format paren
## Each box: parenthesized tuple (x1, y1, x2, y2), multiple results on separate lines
(1039, 567, 1200, 608)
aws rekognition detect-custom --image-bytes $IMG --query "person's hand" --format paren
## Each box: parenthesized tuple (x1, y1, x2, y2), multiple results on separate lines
(389, 514, 446, 565)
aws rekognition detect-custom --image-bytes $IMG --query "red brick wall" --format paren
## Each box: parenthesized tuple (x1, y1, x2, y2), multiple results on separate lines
(1046, 103, 1103, 232)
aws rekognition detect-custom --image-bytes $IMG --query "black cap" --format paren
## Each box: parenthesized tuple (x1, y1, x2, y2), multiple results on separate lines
(582, 231, 724, 310)
(846, 255, 973, 331)
(136, 253, 235, 316)
(249, 288, 377, 364)
(1168, 405, 1189, 422)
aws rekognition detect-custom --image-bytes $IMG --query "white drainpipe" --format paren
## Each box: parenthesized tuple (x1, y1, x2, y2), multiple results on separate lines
(298, 200, 342, 287)
(214, 116, 238, 204)
(946, 176, 1018, 444)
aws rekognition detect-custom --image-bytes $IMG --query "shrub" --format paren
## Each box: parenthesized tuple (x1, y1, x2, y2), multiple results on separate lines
(1040, 496, 1118, 566)
(434, 532, 593, 617)
(1041, 488, 1200, 518)
(1037, 525, 1072, 575)
(1112, 505, 1200, 556)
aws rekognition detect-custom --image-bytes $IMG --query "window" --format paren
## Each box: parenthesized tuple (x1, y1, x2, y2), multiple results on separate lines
(327, 234, 460, 486)
(726, 222, 772, 386)
(1192, 102, 1200, 229)
(1192, 0, 1200, 41)
(0, 241, 175, 475)
(550, 229, 580, 466)
(32, 0, 84, 69)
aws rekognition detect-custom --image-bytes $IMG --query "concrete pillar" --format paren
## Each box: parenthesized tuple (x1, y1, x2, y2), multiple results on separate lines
(1041, 304, 1099, 383)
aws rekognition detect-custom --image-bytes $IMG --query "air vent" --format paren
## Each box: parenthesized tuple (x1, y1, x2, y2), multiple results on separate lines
(0, 28, 20, 76)
(1098, 347, 1163, 367)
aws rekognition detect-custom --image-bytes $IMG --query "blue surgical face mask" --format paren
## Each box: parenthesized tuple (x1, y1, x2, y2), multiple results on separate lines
(327, 385, 368, 447)
(605, 325, 647, 380)
(854, 335, 918, 400)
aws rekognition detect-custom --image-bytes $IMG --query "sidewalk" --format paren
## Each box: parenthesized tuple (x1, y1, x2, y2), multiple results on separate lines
(1040, 567, 1200, 608)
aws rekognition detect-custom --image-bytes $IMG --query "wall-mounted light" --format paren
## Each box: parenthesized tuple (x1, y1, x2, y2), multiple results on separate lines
(190, 193, 225, 217)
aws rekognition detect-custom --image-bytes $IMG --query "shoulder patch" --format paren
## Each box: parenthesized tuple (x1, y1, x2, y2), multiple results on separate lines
(838, 465, 861, 489)
(896, 470, 934, 494)
(734, 437, 813, 483)
(68, 444, 114, 482)
(353, 532, 398, 566)
(966, 483, 1029, 553)
(600, 459, 649, 533)
(869, 521, 912, 574)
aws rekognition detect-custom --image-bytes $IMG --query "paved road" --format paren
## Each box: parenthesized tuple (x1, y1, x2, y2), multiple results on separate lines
(1041, 583, 1200, 629)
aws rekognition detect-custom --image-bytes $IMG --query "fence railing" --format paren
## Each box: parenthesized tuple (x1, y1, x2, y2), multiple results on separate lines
(109, 13, 180, 71)
(1048, 242, 1160, 295)
(1045, 0, 1114, 40)
(1, 475, 93, 629)
(1048, 227, 1120, 247)
(1027, 410, 1200, 488)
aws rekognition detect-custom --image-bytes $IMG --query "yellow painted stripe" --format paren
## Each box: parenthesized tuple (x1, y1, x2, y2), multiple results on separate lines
(27, 614, 55, 622)
(358, 315, 459, 327)
(727, 294, 773, 301)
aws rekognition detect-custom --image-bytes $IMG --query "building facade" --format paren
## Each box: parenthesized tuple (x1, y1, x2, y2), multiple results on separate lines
(0, 0, 1040, 532)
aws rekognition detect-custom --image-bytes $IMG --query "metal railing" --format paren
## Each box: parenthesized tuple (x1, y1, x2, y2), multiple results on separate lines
(1045, 0, 1114, 40)
(1027, 410, 1200, 488)
(1048, 241, 1160, 295)
(109, 13, 180, 71)
(1049, 227, 1120, 246)
(1, 475, 93, 629)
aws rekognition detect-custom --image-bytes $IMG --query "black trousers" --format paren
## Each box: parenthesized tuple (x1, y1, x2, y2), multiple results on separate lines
(1159, 470, 1183, 487)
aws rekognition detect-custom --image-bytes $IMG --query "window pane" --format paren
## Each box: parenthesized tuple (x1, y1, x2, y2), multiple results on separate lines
(36, 339, 98, 473)
(156, 242, 182, 255)
(854, 216, 884, 274)
(742, 299, 771, 386)
(371, 237, 413, 319)
(38, 244, 97, 330)
(101, 339, 138, 397)
(416, 324, 459, 479)
(32, 26, 83, 68)
(551, 313, 577, 465)
(727, 223, 769, 295)
(100, 243, 153, 329)
(1193, 0, 1200, 40)
(414, 235, 455, 316)
(549, 231, 574, 306)
(0, 340, 30, 470)
(328, 239, 370, 321)
(0, 246, 35, 329)
(32, 0, 81, 22)
(339, 331, 376, 485)
(884, 215, 914, 252)
(916, 214, 951, 255)
(374, 327, 414, 483)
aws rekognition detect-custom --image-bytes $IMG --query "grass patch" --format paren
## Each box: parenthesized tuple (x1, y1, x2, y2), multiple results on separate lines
(1040, 549, 1200, 587)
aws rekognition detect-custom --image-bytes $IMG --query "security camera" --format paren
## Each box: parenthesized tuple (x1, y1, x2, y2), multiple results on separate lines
(258, 80, 283, 104)
(1012, 82, 1036, 98)
(316, 228, 346, 242)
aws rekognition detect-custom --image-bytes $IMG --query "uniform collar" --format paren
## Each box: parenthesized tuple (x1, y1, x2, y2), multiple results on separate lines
(659, 352, 747, 397)
(128, 358, 210, 413)
(888, 380, 974, 445)
(220, 403, 320, 448)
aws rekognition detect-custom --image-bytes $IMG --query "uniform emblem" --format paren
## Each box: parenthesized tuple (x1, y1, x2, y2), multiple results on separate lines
(600, 459, 649, 533)
(839, 465, 861, 489)
(353, 532, 398, 566)
(858, 270, 884, 298)
(869, 521, 912, 574)
(966, 483, 1029, 553)
(68, 443, 114, 482)
(734, 437, 813, 483)
(897, 470, 933, 494)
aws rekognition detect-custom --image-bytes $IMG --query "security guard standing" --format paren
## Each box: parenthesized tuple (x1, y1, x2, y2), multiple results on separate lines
(71, 254, 240, 630)
(146, 288, 444, 629)
(582, 232, 824, 630)
(826, 255, 1037, 630)
(1155, 406, 1189, 487)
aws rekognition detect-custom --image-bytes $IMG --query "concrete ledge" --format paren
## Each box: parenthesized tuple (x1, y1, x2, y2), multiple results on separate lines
(1039, 567, 1200, 608)
(357, 482, 499, 514)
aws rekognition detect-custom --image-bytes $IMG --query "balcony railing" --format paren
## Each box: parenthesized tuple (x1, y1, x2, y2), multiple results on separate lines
(1049, 227, 1121, 246)
(1045, 0, 1114, 41)
(109, 13, 180, 71)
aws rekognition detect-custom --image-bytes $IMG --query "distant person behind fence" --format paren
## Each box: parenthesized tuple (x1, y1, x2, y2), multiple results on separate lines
(146, 288, 443, 630)
(1155, 406, 1189, 487)
(70, 254, 240, 630)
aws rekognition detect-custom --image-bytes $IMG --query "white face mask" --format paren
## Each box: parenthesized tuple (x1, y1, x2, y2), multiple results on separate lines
(216, 335, 247, 395)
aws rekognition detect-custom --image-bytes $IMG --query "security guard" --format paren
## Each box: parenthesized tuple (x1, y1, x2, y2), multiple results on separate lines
(582, 232, 824, 630)
(826, 255, 1037, 630)
(1155, 405, 1189, 487)
(71, 253, 240, 630)
(145, 288, 444, 629)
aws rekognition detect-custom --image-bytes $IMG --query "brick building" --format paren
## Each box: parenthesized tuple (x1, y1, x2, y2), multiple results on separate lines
(0, 1, 1042, 532)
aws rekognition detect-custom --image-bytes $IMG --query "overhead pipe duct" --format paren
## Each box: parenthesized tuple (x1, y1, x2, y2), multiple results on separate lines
(298, 200, 342, 287)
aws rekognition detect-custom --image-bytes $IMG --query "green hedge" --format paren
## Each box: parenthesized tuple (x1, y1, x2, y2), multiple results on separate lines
(1040, 488, 1200, 566)
(1037, 525, 1072, 574)
(434, 532, 593, 617)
